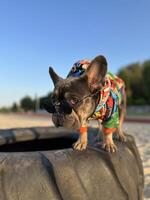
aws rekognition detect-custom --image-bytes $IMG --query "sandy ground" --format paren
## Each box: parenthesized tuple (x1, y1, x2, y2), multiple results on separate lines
(123, 123, 150, 200)
(0, 113, 53, 129)
(0, 113, 150, 199)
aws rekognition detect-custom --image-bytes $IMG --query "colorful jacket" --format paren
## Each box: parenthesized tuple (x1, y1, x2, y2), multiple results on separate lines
(67, 60, 125, 133)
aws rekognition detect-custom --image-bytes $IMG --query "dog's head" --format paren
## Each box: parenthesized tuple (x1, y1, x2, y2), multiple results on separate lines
(44, 55, 107, 130)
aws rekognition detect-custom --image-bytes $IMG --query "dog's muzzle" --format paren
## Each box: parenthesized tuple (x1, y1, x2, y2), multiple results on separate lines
(52, 101, 73, 127)
(52, 100, 81, 129)
(43, 98, 80, 129)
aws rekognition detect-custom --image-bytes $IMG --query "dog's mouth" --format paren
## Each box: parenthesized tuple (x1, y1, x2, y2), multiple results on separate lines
(52, 109, 81, 130)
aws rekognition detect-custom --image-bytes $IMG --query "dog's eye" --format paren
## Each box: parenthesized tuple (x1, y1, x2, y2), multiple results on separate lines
(69, 97, 79, 105)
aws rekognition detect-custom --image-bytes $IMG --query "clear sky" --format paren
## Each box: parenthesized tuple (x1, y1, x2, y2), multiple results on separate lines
(0, 0, 150, 107)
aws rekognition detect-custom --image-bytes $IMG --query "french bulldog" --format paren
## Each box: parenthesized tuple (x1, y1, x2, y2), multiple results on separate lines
(44, 55, 126, 152)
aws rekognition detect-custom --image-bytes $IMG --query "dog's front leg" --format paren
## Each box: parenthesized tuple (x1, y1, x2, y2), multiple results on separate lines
(102, 127, 117, 153)
(73, 125, 88, 151)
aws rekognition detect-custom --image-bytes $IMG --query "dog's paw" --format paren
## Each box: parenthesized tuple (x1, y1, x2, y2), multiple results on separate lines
(118, 133, 126, 142)
(102, 141, 117, 153)
(73, 140, 87, 151)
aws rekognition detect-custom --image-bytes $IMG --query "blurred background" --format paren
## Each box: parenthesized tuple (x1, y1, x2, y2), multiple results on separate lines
(0, 0, 150, 119)
(0, 1, 150, 198)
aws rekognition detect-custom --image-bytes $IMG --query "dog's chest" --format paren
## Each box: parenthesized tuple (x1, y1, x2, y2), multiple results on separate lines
(90, 91, 117, 121)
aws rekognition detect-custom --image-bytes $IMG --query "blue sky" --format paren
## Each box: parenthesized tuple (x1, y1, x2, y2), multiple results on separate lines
(0, 0, 150, 107)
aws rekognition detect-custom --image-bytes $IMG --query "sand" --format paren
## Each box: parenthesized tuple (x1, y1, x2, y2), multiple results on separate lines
(0, 113, 52, 129)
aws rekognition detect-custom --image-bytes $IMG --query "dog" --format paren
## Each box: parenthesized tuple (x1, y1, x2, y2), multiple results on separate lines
(44, 55, 126, 152)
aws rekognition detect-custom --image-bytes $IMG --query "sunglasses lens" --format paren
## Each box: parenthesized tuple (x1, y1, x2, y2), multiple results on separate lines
(61, 101, 72, 114)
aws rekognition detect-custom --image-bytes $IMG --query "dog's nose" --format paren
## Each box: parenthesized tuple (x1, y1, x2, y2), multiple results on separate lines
(54, 101, 61, 113)
(55, 101, 61, 106)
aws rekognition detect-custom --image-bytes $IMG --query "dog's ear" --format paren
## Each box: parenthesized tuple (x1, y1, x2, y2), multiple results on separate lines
(86, 55, 107, 92)
(49, 67, 63, 86)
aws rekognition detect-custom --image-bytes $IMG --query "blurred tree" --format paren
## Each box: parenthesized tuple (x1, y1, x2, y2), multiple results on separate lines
(0, 107, 10, 113)
(128, 63, 143, 104)
(20, 96, 34, 112)
(142, 60, 150, 104)
(11, 103, 18, 112)
(118, 62, 144, 105)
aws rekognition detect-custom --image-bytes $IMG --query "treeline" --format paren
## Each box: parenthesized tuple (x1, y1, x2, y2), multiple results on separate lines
(0, 93, 52, 113)
(117, 59, 150, 105)
(0, 58, 150, 113)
